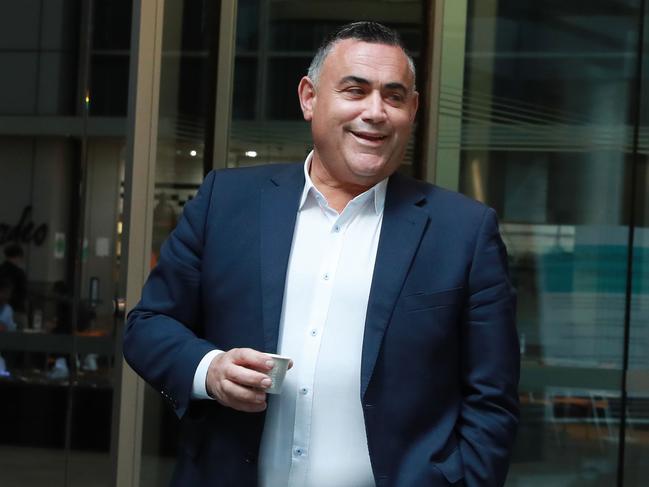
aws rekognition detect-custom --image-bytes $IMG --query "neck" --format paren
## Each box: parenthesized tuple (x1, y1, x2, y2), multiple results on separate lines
(309, 157, 373, 213)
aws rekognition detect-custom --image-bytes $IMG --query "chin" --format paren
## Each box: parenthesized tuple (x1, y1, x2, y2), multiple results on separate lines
(348, 157, 385, 173)
(350, 159, 397, 180)
(349, 166, 383, 179)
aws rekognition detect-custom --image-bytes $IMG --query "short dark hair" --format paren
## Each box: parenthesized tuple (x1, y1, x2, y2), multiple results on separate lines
(4, 243, 24, 259)
(307, 21, 416, 87)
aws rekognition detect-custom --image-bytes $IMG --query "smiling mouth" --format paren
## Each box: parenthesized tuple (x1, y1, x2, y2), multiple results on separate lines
(350, 131, 388, 143)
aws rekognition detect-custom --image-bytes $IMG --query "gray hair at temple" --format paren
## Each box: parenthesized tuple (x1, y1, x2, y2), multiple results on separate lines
(307, 21, 416, 90)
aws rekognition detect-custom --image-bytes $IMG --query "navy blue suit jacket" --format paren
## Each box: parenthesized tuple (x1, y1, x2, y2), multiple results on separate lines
(124, 163, 519, 487)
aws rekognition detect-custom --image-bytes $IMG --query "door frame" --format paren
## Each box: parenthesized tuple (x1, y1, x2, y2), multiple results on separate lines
(111, 0, 165, 484)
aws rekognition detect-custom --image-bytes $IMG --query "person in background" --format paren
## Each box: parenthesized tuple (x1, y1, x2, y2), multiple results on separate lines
(0, 277, 16, 376)
(0, 277, 16, 332)
(0, 243, 28, 327)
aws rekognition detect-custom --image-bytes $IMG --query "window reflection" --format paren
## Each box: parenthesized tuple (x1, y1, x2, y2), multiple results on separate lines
(228, 0, 425, 170)
(0, 1, 131, 485)
(139, 0, 220, 484)
(453, 1, 649, 485)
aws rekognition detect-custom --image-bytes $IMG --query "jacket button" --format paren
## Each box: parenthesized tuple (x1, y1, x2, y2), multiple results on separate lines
(244, 455, 256, 464)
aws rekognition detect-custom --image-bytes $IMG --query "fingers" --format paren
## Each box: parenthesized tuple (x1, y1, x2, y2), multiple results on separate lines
(227, 362, 272, 389)
(206, 348, 276, 412)
(231, 348, 275, 372)
(219, 379, 268, 413)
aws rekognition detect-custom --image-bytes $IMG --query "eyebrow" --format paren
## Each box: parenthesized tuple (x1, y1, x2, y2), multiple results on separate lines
(338, 76, 409, 94)
(385, 82, 408, 95)
(339, 75, 370, 86)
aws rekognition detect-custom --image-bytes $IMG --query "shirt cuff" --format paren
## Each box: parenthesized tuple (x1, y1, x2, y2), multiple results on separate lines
(191, 349, 224, 400)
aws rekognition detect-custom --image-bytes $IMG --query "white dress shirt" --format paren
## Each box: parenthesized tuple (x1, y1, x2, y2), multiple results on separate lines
(193, 154, 386, 487)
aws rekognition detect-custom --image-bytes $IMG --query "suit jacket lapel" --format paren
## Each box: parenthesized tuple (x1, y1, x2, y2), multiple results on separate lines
(361, 173, 429, 398)
(259, 164, 304, 353)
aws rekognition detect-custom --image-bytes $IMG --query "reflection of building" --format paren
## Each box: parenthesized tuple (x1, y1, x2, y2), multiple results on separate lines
(151, 194, 177, 267)
(0, 1, 648, 486)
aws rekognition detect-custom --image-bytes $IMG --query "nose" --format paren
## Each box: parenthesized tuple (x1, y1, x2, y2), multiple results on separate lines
(362, 90, 387, 124)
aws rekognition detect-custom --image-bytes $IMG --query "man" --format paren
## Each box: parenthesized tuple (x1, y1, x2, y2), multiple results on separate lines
(124, 22, 519, 487)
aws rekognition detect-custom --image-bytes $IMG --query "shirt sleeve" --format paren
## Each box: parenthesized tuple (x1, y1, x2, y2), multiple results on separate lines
(191, 349, 224, 399)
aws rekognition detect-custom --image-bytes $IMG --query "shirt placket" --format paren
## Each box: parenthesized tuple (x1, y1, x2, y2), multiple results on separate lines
(287, 210, 349, 486)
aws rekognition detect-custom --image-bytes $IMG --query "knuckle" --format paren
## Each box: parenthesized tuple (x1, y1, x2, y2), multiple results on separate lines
(224, 362, 237, 378)
(220, 379, 234, 396)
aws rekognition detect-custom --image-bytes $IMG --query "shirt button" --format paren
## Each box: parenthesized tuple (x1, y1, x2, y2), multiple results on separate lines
(333, 225, 340, 232)
(323, 273, 330, 280)
(294, 447, 305, 457)
(300, 387, 309, 395)
(310, 329, 318, 337)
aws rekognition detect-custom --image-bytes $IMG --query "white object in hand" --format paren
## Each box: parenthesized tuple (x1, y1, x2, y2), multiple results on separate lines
(265, 353, 290, 394)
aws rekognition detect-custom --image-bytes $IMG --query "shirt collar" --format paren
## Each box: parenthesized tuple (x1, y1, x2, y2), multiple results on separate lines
(299, 150, 388, 215)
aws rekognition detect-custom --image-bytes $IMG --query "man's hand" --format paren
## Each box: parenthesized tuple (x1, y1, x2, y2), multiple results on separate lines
(206, 348, 292, 413)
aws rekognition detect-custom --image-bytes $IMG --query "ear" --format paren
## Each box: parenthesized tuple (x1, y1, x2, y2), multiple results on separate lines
(409, 90, 419, 122)
(298, 76, 316, 121)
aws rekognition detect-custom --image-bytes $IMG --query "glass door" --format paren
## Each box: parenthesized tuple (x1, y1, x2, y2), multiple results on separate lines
(0, 1, 133, 486)
(626, 1, 649, 482)
(131, 1, 223, 485)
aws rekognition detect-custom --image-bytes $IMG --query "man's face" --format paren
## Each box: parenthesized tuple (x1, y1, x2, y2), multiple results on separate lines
(299, 39, 419, 187)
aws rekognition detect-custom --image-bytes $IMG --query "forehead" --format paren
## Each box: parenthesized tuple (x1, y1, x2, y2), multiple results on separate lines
(322, 39, 413, 86)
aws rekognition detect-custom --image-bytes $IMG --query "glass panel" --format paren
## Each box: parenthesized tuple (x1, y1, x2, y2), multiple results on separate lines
(227, 0, 425, 171)
(450, 1, 646, 485)
(626, 4, 649, 485)
(233, 57, 258, 120)
(139, 1, 220, 485)
(0, 2, 131, 486)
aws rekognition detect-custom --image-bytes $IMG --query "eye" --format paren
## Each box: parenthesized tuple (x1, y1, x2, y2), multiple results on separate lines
(344, 87, 365, 97)
(386, 92, 405, 104)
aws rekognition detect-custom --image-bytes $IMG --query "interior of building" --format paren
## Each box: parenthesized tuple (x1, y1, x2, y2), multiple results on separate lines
(0, 0, 647, 485)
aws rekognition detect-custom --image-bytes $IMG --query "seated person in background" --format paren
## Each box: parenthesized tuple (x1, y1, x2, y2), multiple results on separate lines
(0, 277, 16, 332)
(0, 244, 28, 323)
(0, 277, 16, 376)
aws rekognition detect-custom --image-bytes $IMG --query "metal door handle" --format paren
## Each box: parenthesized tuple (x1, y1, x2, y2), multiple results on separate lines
(113, 298, 126, 318)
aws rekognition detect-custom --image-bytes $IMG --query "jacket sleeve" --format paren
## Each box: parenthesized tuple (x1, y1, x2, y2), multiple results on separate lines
(123, 171, 219, 418)
(459, 207, 520, 486)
